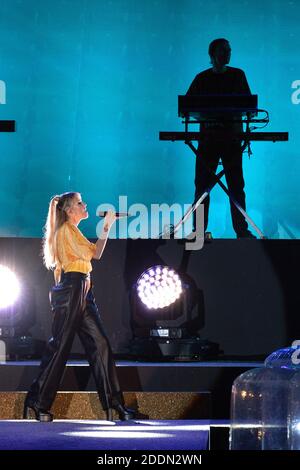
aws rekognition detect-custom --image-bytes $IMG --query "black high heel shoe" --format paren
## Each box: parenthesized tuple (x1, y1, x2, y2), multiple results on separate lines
(106, 404, 136, 421)
(23, 402, 53, 422)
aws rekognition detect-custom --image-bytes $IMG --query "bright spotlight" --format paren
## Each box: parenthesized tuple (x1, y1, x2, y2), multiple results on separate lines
(0, 265, 21, 309)
(136, 265, 182, 310)
(0, 265, 41, 359)
(129, 265, 220, 360)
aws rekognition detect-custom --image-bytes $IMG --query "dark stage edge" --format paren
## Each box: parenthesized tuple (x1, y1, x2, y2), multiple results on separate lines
(0, 360, 263, 419)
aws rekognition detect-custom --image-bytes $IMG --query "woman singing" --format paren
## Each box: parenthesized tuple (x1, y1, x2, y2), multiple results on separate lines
(23, 192, 135, 422)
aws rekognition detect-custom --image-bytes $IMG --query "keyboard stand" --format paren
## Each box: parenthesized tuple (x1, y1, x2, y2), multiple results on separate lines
(172, 138, 265, 239)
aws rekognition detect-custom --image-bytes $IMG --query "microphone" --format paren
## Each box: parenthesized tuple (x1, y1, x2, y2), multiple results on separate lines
(97, 211, 130, 218)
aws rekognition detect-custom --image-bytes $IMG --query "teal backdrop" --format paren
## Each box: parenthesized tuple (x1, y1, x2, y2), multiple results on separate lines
(0, 0, 299, 238)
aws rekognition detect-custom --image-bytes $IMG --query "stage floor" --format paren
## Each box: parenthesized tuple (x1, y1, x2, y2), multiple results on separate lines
(0, 419, 213, 450)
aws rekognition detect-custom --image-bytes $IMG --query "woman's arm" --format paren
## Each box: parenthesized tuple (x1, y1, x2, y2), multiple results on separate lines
(93, 211, 117, 260)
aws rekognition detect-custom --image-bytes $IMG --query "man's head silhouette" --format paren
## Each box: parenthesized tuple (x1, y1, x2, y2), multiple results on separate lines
(209, 38, 231, 71)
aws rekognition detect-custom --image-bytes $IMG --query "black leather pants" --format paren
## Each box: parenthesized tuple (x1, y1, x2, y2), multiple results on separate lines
(26, 272, 124, 411)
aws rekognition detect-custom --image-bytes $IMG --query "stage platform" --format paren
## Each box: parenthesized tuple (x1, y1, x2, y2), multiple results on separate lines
(0, 238, 298, 428)
(0, 359, 263, 419)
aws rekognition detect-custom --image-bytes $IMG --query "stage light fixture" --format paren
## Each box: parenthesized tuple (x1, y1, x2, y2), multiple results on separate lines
(132, 265, 200, 337)
(0, 264, 42, 360)
(0, 265, 24, 335)
(136, 265, 182, 310)
(0, 265, 21, 308)
(129, 265, 220, 361)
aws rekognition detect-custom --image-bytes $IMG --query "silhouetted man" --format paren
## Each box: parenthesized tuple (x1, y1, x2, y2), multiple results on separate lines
(187, 38, 255, 238)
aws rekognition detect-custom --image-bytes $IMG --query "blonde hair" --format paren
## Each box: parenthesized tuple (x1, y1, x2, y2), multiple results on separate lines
(43, 192, 77, 270)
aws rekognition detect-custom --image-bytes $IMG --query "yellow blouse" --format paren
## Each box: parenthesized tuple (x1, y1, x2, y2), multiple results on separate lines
(54, 221, 96, 283)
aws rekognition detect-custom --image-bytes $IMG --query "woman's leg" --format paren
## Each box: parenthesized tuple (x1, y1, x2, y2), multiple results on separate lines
(77, 288, 124, 411)
(26, 278, 86, 411)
